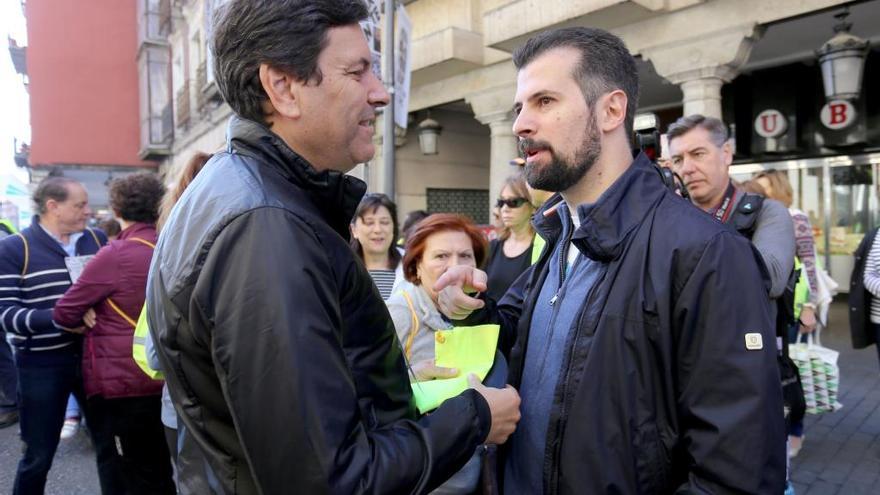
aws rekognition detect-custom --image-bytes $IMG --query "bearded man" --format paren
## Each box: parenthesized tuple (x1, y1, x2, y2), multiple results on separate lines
(434, 27, 786, 494)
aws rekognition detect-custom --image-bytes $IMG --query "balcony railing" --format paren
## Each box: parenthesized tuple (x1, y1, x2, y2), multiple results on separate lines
(196, 61, 207, 110)
(176, 79, 190, 127)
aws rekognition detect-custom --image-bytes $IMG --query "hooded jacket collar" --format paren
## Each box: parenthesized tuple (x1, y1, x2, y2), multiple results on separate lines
(532, 153, 666, 262)
(225, 116, 367, 240)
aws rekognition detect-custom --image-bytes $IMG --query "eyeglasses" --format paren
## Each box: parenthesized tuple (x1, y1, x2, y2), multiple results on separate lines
(496, 197, 529, 209)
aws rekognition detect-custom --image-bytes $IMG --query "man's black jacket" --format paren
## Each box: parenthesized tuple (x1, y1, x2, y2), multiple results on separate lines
(474, 154, 785, 494)
(146, 117, 490, 494)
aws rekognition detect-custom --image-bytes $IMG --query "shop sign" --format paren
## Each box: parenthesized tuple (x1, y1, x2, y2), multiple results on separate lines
(754, 109, 787, 138)
(820, 100, 857, 130)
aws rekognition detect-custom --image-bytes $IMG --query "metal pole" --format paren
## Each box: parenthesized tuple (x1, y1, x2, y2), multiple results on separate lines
(382, 0, 396, 200)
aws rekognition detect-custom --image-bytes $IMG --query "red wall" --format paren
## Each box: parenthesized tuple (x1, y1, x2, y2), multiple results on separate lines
(27, 0, 155, 168)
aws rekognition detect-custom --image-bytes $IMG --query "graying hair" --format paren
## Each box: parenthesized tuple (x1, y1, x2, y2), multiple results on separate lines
(666, 114, 729, 148)
(32, 177, 79, 215)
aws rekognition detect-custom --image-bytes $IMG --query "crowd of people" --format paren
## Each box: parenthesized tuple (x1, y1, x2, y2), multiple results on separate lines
(0, 0, 878, 494)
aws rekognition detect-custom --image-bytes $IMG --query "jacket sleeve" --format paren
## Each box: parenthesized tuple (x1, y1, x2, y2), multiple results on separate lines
(197, 208, 491, 495)
(672, 231, 786, 494)
(0, 235, 55, 335)
(751, 199, 796, 298)
(53, 244, 118, 328)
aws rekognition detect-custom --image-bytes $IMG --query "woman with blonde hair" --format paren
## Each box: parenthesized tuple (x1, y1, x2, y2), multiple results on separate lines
(754, 169, 825, 458)
(484, 173, 536, 303)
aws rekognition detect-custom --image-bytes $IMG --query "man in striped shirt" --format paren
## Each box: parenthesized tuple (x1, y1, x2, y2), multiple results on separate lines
(0, 176, 106, 494)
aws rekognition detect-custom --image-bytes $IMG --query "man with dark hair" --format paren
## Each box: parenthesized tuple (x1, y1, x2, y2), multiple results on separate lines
(147, 1, 520, 493)
(0, 176, 107, 494)
(436, 27, 785, 493)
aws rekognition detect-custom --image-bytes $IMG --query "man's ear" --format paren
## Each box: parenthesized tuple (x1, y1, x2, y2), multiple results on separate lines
(722, 140, 734, 166)
(598, 90, 627, 133)
(259, 64, 301, 120)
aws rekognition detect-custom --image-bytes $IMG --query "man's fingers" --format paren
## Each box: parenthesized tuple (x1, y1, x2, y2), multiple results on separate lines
(467, 373, 483, 390)
(429, 366, 459, 379)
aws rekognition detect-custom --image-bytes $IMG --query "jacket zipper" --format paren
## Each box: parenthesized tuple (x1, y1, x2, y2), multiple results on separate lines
(546, 266, 609, 495)
(549, 230, 573, 306)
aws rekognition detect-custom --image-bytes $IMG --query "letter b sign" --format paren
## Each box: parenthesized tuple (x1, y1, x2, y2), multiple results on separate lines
(821, 100, 856, 130)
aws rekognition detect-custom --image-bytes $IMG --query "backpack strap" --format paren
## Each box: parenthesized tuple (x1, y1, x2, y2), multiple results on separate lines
(401, 290, 421, 360)
(85, 227, 102, 247)
(107, 298, 137, 328)
(105, 238, 155, 329)
(14, 233, 28, 277)
(128, 237, 156, 249)
(729, 193, 764, 240)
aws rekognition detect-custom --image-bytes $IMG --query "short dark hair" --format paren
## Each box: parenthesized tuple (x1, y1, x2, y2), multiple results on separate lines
(109, 173, 166, 224)
(401, 210, 429, 241)
(211, 0, 369, 125)
(666, 114, 729, 148)
(512, 27, 640, 135)
(98, 218, 121, 238)
(33, 177, 79, 214)
(350, 193, 402, 269)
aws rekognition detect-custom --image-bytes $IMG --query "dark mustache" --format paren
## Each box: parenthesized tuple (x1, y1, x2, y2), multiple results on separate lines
(518, 138, 553, 156)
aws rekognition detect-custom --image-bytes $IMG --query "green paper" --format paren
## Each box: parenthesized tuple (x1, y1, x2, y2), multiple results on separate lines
(411, 324, 499, 413)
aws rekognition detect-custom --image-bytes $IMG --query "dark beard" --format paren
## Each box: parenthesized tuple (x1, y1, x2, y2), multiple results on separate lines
(521, 117, 601, 193)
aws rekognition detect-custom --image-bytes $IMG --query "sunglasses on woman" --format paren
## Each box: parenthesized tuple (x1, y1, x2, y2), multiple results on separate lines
(496, 197, 529, 209)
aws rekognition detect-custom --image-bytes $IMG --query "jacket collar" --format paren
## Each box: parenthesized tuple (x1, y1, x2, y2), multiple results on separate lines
(532, 153, 666, 262)
(117, 222, 157, 242)
(31, 215, 77, 257)
(225, 116, 367, 240)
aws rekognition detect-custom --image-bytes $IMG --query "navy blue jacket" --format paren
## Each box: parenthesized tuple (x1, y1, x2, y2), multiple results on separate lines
(471, 154, 786, 494)
(0, 216, 106, 354)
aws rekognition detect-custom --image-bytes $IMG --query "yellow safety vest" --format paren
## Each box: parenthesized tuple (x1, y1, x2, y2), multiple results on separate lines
(530, 233, 546, 265)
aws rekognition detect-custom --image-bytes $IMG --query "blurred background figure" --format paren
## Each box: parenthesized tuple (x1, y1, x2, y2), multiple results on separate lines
(0, 219, 18, 428)
(53, 173, 174, 494)
(484, 174, 536, 304)
(754, 169, 837, 460)
(350, 193, 405, 300)
(98, 218, 121, 242)
(385, 213, 489, 495)
(400, 209, 429, 245)
(511, 157, 551, 264)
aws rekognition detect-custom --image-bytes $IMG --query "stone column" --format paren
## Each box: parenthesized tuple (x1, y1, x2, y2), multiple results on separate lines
(365, 114, 406, 196)
(466, 84, 518, 218)
(642, 24, 762, 119)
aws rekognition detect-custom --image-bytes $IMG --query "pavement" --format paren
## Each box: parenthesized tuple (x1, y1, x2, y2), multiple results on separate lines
(0, 300, 875, 494)
(0, 419, 99, 494)
(790, 300, 880, 495)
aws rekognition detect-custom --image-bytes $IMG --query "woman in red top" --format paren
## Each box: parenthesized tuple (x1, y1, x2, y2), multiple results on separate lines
(54, 173, 174, 494)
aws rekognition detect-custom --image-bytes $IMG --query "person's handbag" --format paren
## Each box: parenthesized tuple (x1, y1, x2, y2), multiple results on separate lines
(789, 333, 842, 414)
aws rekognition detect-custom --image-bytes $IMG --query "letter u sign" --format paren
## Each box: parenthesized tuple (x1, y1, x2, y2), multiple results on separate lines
(821, 100, 856, 130)
(754, 109, 787, 138)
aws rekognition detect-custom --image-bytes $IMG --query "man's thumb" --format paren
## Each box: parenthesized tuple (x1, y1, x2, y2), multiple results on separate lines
(467, 373, 483, 390)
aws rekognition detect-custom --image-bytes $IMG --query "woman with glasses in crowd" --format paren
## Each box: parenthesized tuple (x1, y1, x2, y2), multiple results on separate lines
(350, 193, 405, 300)
(484, 174, 536, 303)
